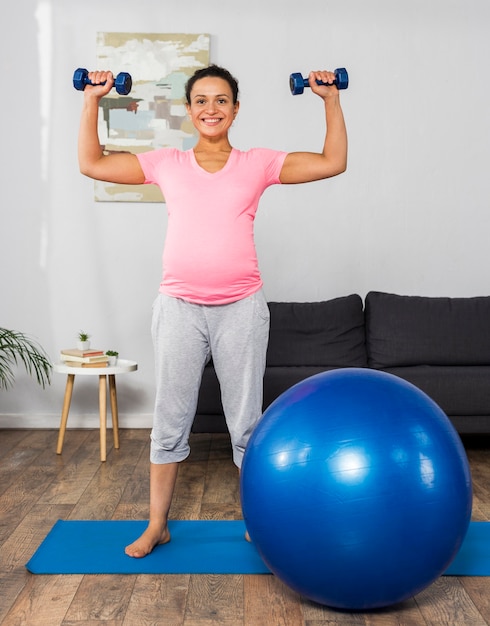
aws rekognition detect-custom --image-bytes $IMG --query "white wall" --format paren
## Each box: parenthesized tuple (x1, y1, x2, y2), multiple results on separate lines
(2, 0, 490, 427)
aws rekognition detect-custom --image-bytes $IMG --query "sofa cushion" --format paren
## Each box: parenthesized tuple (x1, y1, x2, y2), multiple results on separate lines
(263, 366, 337, 408)
(384, 366, 490, 417)
(366, 291, 490, 367)
(266, 295, 367, 367)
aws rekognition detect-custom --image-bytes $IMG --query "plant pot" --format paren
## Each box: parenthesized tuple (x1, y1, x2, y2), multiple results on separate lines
(107, 356, 118, 366)
(77, 341, 90, 351)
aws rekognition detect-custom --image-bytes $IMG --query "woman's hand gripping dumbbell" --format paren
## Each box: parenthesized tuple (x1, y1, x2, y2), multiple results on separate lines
(73, 68, 132, 95)
(290, 68, 348, 95)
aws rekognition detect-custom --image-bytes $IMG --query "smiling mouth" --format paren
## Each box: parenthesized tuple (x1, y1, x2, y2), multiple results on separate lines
(202, 118, 223, 125)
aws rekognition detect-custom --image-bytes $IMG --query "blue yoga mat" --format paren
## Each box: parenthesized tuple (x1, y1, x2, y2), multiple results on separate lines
(26, 520, 270, 575)
(445, 521, 490, 576)
(26, 520, 489, 576)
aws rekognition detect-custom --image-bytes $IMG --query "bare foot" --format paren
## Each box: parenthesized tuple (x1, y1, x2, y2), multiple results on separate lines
(245, 530, 251, 543)
(125, 524, 171, 558)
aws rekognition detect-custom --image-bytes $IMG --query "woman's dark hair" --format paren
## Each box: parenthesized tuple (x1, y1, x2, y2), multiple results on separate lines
(185, 64, 239, 104)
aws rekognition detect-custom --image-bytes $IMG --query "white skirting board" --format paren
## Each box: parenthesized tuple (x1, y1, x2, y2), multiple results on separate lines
(0, 414, 154, 429)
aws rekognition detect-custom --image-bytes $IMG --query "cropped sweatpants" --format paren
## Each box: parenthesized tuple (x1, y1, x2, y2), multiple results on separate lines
(150, 290, 270, 467)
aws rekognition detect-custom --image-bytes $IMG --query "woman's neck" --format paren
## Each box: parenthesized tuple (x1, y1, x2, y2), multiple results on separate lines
(193, 135, 233, 153)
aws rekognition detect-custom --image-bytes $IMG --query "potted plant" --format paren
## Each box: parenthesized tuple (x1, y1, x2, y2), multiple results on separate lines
(0, 328, 52, 390)
(77, 331, 91, 351)
(105, 350, 119, 366)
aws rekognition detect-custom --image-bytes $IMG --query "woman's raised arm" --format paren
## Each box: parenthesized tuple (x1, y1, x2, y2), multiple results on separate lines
(279, 70, 347, 184)
(78, 71, 145, 184)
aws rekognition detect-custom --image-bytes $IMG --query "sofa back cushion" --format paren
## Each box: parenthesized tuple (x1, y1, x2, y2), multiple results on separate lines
(267, 295, 367, 367)
(365, 291, 490, 367)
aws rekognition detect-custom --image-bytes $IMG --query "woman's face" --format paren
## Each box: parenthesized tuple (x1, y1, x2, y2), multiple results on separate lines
(186, 76, 239, 139)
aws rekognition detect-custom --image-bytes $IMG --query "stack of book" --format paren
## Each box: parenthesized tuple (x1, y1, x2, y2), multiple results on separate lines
(60, 348, 109, 368)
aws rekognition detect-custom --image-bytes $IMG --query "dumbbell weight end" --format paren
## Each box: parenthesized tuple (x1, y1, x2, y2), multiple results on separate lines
(289, 68, 349, 95)
(73, 68, 133, 96)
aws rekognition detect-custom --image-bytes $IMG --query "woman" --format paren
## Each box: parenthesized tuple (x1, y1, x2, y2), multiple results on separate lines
(78, 64, 347, 558)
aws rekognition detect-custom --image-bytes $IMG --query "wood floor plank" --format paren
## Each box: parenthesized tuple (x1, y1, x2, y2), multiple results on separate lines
(1, 503, 73, 573)
(0, 445, 41, 499)
(10, 429, 56, 452)
(0, 430, 58, 499)
(0, 503, 80, 625)
(63, 574, 136, 623)
(208, 434, 235, 461)
(472, 500, 490, 521)
(183, 621, 242, 626)
(244, 573, 304, 625)
(0, 457, 67, 543)
(112, 502, 150, 521)
(171, 462, 207, 521)
(122, 574, 190, 626)
(415, 576, 487, 625)
(63, 621, 122, 626)
(202, 459, 240, 506)
(113, 432, 150, 509)
(185, 574, 243, 624)
(198, 502, 243, 520)
(0, 430, 33, 483)
(2, 572, 82, 626)
(35, 430, 98, 505)
(460, 578, 490, 624)
(302, 597, 424, 625)
(471, 452, 490, 521)
(175, 460, 207, 500)
(0, 429, 30, 457)
(187, 433, 213, 463)
(112, 433, 151, 523)
(68, 433, 146, 521)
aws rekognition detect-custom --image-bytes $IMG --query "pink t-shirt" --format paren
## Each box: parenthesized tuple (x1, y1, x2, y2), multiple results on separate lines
(137, 147, 288, 304)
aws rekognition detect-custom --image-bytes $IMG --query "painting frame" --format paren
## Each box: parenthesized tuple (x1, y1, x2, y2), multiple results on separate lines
(94, 32, 210, 202)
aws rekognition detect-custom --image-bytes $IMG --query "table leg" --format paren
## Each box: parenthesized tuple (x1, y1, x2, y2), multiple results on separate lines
(108, 374, 120, 450)
(99, 375, 107, 462)
(56, 374, 75, 455)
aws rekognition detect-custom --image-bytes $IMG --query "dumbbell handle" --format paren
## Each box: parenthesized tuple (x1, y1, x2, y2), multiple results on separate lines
(290, 68, 349, 95)
(73, 68, 132, 96)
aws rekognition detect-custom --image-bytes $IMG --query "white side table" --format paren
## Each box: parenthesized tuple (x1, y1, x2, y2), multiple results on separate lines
(53, 359, 138, 462)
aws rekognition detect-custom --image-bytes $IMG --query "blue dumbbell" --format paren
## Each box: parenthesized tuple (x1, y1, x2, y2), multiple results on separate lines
(289, 68, 349, 95)
(73, 68, 133, 96)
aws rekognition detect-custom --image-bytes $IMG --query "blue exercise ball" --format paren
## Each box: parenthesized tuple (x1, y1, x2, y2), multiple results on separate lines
(240, 368, 472, 610)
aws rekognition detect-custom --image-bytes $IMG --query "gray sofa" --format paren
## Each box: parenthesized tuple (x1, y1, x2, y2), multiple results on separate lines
(193, 291, 490, 435)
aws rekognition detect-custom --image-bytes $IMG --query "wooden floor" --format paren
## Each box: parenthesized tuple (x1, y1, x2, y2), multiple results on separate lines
(1, 428, 490, 626)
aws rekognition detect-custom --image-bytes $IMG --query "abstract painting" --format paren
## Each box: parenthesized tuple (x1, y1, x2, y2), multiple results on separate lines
(94, 32, 210, 202)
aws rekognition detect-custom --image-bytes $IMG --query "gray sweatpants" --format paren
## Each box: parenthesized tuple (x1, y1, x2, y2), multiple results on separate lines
(150, 290, 270, 467)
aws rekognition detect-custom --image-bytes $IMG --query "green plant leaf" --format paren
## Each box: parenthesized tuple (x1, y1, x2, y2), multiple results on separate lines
(0, 328, 52, 390)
